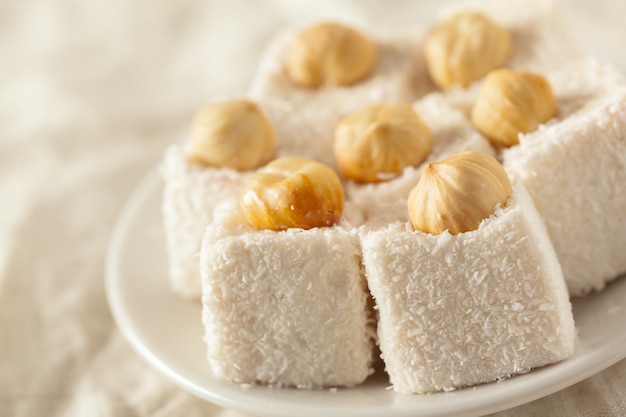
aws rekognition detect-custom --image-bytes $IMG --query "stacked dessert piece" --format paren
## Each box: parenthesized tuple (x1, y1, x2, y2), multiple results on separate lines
(501, 62, 626, 295)
(160, 0, 626, 393)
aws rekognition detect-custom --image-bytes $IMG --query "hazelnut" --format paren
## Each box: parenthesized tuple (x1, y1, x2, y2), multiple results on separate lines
(285, 22, 376, 88)
(471, 69, 557, 147)
(424, 12, 511, 89)
(407, 151, 512, 235)
(186, 99, 275, 171)
(334, 103, 432, 182)
(241, 157, 344, 231)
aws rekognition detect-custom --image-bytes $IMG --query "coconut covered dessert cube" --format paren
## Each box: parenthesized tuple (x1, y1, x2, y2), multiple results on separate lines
(200, 218, 375, 388)
(161, 146, 251, 298)
(420, 58, 626, 296)
(161, 99, 275, 299)
(199, 157, 375, 388)
(342, 95, 494, 225)
(360, 152, 575, 393)
(421, 0, 581, 114)
(250, 22, 436, 169)
(437, 0, 580, 74)
(502, 63, 626, 295)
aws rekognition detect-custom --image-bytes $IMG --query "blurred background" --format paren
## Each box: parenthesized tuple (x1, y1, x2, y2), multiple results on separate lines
(0, 1, 624, 416)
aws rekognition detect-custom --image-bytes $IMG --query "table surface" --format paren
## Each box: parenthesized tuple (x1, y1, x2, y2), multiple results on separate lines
(1, 1, 625, 417)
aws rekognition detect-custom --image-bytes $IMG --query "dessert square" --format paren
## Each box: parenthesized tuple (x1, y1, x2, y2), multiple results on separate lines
(438, 0, 580, 73)
(251, 26, 435, 169)
(200, 202, 375, 388)
(360, 181, 575, 393)
(160, 145, 249, 298)
(423, 0, 583, 114)
(503, 61, 626, 295)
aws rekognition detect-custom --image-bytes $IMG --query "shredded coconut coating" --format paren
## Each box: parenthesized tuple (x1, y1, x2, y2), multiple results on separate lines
(200, 206, 376, 388)
(251, 27, 435, 169)
(360, 181, 575, 394)
(503, 63, 626, 295)
(161, 145, 250, 298)
(547, 59, 626, 118)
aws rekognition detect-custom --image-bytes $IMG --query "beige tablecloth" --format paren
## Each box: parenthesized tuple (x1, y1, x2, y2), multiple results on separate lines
(1, 1, 625, 416)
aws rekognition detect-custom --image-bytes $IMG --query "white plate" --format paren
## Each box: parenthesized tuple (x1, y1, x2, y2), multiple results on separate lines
(106, 170, 626, 417)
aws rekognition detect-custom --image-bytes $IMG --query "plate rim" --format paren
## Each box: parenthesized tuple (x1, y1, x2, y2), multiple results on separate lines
(105, 169, 626, 417)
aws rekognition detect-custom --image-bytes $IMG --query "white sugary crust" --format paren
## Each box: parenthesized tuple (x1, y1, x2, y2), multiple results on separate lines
(251, 26, 436, 169)
(360, 181, 575, 393)
(200, 214, 376, 388)
(503, 62, 626, 295)
(160, 145, 250, 298)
